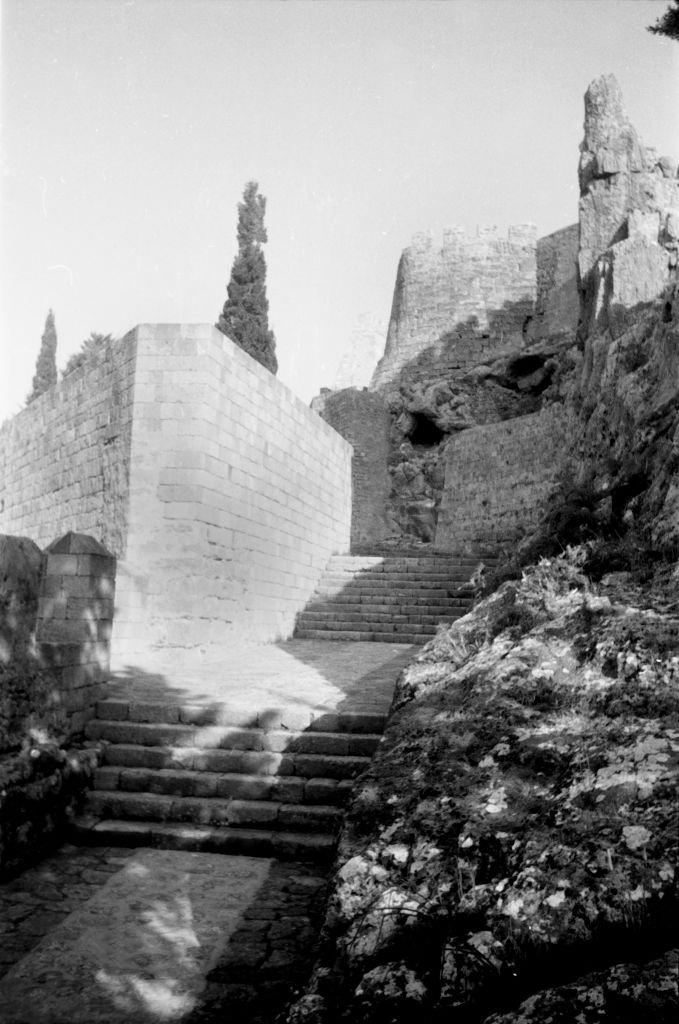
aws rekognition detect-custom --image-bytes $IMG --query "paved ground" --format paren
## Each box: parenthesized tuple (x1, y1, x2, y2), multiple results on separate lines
(108, 639, 414, 724)
(0, 641, 416, 1024)
(0, 846, 327, 1024)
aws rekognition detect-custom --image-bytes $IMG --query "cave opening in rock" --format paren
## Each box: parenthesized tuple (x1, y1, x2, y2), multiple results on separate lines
(507, 353, 546, 377)
(408, 413, 445, 448)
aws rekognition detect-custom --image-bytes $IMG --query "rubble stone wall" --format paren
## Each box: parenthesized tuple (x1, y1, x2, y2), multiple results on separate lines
(113, 325, 352, 663)
(0, 334, 137, 556)
(435, 405, 571, 551)
(371, 225, 537, 388)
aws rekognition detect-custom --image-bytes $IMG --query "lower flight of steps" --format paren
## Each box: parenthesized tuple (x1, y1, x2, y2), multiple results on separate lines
(294, 551, 493, 644)
(73, 698, 387, 862)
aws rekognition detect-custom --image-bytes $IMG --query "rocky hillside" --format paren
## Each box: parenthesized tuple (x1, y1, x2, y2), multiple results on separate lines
(287, 76, 679, 1023)
(288, 551, 678, 1023)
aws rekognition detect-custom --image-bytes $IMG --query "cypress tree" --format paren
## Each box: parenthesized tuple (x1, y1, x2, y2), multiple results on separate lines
(27, 309, 58, 403)
(217, 181, 278, 374)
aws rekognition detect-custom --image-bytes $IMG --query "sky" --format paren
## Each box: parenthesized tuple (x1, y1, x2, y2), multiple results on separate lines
(1, 0, 677, 422)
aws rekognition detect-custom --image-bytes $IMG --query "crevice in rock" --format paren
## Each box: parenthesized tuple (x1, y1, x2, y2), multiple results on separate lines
(407, 413, 446, 449)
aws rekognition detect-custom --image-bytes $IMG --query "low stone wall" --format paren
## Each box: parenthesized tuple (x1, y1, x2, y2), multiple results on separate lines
(113, 325, 352, 663)
(37, 533, 116, 737)
(0, 531, 114, 878)
(435, 405, 571, 551)
(0, 745, 98, 880)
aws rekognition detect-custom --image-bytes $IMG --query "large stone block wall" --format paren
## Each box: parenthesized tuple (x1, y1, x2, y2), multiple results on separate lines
(0, 333, 137, 555)
(532, 224, 580, 342)
(371, 225, 537, 388)
(435, 405, 571, 551)
(113, 325, 352, 663)
(311, 388, 392, 551)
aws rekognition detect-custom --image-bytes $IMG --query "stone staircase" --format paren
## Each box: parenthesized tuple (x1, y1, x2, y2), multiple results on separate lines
(294, 552, 490, 643)
(73, 554, 493, 862)
(75, 697, 387, 863)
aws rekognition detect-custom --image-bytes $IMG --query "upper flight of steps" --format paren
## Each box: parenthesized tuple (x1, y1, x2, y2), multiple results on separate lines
(74, 698, 386, 863)
(294, 552, 494, 644)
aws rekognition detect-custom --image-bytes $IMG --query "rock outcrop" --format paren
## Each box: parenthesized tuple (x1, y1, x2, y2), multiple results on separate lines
(289, 74, 679, 1023)
(578, 74, 678, 341)
(288, 554, 679, 1023)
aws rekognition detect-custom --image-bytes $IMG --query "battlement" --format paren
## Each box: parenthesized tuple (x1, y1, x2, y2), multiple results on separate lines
(410, 223, 537, 254)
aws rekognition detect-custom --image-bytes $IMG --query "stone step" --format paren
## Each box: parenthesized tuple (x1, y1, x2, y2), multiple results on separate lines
(84, 790, 343, 833)
(315, 580, 470, 593)
(294, 629, 429, 644)
(94, 765, 355, 805)
(297, 610, 460, 626)
(328, 555, 492, 567)
(71, 817, 335, 862)
(318, 570, 477, 582)
(296, 617, 438, 631)
(87, 719, 381, 756)
(96, 700, 386, 734)
(101, 742, 372, 779)
(307, 598, 471, 610)
(294, 622, 440, 637)
(305, 598, 471, 610)
(313, 591, 468, 604)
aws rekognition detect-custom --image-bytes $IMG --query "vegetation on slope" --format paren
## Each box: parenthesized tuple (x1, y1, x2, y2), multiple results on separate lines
(289, 549, 678, 1022)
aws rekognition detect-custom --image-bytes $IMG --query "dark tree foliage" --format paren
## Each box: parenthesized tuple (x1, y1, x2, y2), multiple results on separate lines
(647, 1, 679, 40)
(217, 181, 278, 374)
(62, 332, 114, 377)
(27, 309, 58, 403)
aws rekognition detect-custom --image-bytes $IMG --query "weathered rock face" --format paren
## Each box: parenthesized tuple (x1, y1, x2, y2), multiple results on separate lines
(578, 74, 678, 340)
(291, 74, 679, 1024)
(371, 225, 537, 390)
(287, 555, 679, 1022)
(572, 75, 679, 556)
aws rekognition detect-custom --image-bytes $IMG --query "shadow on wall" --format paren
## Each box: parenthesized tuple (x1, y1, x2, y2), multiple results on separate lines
(368, 297, 569, 548)
(290, 558, 483, 643)
(0, 531, 116, 879)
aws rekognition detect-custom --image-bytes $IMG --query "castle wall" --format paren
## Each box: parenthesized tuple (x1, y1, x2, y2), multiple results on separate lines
(533, 224, 580, 342)
(0, 334, 137, 556)
(333, 314, 387, 391)
(112, 325, 352, 663)
(435, 405, 570, 551)
(311, 388, 392, 551)
(371, 225, 537, 389)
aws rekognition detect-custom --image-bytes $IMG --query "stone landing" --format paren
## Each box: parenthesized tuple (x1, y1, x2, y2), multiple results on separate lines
(0, 847, 327, 1024)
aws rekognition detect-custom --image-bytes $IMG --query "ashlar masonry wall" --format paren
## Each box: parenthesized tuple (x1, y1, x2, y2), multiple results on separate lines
(371, 225, 537, 388)
(435, 405, 571, 552)
(0, 334, 137, 555)
(311, 388, 392, 550)
(113, 325, 352, 664)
